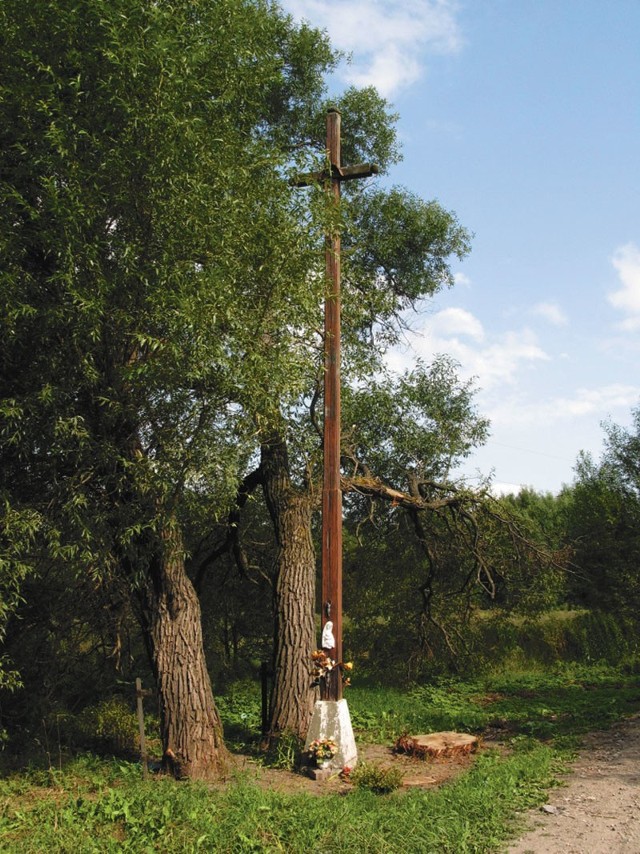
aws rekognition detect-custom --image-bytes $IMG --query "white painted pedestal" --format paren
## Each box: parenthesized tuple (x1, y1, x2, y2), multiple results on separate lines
(304, 699, 358, 772)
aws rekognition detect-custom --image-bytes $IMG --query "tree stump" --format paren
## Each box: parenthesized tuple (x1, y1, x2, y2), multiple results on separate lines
(394, 731, 478, 759)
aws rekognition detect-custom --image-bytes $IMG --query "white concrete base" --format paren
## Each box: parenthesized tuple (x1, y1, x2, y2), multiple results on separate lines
(304, 699, 358, 770)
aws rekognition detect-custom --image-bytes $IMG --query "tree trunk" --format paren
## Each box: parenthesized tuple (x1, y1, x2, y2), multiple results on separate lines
(142, 520, 230, 780)
(261, 435, 317, 742)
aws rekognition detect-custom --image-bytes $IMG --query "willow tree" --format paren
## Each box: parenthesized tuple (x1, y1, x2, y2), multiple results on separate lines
(0, 0, 335, 778)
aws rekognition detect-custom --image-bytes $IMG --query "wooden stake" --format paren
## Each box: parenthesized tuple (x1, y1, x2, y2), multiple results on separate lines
(135, 677, 149, 779)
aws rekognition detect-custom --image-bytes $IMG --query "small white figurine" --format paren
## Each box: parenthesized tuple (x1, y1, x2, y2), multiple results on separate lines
(321, 620, 335, 650)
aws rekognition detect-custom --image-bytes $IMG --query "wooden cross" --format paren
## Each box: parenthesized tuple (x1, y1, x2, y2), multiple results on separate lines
(296, 108, 378, 701)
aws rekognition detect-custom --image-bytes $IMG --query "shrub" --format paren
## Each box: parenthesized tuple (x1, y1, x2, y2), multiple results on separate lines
(75, 698, 140, 756)
(351, 762, 403, 794)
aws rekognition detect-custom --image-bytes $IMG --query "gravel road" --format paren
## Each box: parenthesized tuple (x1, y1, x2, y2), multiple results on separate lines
(507, 713, 640, 853)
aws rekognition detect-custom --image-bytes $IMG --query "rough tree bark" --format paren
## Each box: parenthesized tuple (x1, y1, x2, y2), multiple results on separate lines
(141, 520, 230, 780)
(261, 434, 317, 742)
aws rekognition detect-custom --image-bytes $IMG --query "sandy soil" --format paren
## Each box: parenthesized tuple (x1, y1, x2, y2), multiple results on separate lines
(507, 713, 640, 854)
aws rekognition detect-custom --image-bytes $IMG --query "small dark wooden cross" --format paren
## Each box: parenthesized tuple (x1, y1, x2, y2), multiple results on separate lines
(296, 108, 378, 701)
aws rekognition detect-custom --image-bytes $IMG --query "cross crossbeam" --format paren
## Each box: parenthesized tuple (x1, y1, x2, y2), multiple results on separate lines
(293, 161, 379, 187)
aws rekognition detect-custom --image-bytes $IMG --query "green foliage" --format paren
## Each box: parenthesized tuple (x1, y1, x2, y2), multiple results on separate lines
(345, 188, 471, 315)
(0, 554, 153, 759)
(215, 681, 305, 769)
(565, 411, 640, 618)
(334, 87, 401, 171)
(0, 0, 350, 759)
(216, 681, 262, 729)
(348, 682, 484, 742)
(499, 487, 572, 550)
(0, 0, 336, 574)
(467, 609, 638, 672)
(343, 500, 567, 684)
(0, 502, 42, 690)
(0, 0, 482, 760)
(215, 681, 263, 751)
(266, 732, 305, 771)
(343, 356, 488, 484)
(340, 191, 472, 371)
(73, 698, 139, 756)
(195, 498, 277, 686)
(338, 358, 502, 683)
(350, 762, 403, 794)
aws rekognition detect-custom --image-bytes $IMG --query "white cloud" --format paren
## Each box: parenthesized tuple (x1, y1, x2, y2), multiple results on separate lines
(561, 384, 640, 417)
(280, 0, 462, 97)
(346, 45, 423, 96)
(468, 330, 549, 390)
(430, 307, 484, 340)
(390, 308, 548, 391)
(609, 242, 640, 330)
(487, 384, 640, 428)
(453, 271, 472, 287)
(532, 301, 568, 326)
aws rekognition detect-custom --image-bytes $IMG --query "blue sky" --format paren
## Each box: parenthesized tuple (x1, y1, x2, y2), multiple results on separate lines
(281, 0, 640, 494)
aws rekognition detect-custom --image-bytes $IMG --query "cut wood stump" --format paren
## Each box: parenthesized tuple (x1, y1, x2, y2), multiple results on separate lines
(394, 731, 479, 759)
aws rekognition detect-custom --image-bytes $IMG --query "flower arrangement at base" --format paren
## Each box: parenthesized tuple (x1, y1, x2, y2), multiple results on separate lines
(308, 738, 337, 767)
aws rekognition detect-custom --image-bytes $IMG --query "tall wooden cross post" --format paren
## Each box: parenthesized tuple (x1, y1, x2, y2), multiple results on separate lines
(297, 109, 378, 702)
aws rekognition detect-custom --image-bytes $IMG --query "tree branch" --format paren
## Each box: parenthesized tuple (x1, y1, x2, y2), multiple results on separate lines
(193, 465, 264, 594)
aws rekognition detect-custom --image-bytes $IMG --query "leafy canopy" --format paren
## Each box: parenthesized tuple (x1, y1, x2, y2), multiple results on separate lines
(0, 0, 341, 666)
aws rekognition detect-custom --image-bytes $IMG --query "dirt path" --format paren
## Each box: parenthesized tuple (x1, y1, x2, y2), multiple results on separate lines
(232, 740, 476, 795)
(507, 713, 640, 853)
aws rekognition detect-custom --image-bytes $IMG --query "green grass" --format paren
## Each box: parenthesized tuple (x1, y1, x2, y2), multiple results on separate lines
(2, 662, 640, 852)
(348, 661, 640, 746)
(0, 745, 560, 853)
